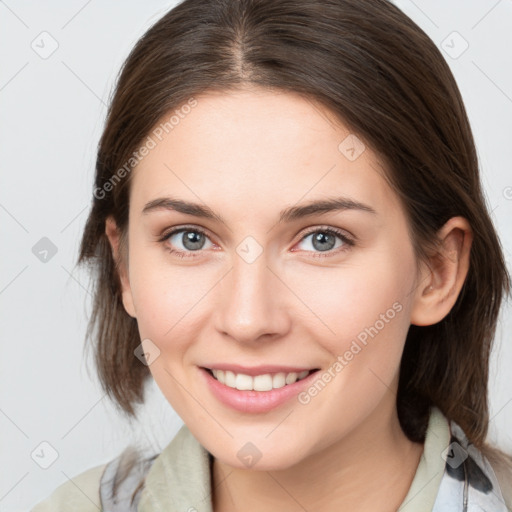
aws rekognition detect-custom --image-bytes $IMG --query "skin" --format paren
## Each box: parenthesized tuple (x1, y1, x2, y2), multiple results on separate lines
(105, 85, 472, 512)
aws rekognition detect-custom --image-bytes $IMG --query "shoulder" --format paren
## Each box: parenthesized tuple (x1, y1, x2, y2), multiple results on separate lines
(487, 456, 512, 511)
(29, 463, 107, 512)
(446, 416, 512, 512)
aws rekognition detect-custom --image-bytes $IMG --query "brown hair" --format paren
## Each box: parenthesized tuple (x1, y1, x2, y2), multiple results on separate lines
(77, 0, 512, 501)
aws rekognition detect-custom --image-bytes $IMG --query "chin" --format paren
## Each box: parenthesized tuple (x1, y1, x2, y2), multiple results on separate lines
(210, 440, 308, 472)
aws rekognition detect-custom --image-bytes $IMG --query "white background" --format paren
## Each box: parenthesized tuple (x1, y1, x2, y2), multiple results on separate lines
(1, 1, 511, 510)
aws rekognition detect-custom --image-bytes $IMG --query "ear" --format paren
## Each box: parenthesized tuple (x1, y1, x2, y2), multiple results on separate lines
(105, 216, 137, 318)
(410, 216, 472, 326)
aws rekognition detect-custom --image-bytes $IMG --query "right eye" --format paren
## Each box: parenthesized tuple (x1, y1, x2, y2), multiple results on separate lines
(159, 226, 215, 258)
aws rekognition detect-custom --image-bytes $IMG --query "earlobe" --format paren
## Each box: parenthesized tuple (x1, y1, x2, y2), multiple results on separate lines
(410, 217, 472, 327)
(105, 216, 137, 318)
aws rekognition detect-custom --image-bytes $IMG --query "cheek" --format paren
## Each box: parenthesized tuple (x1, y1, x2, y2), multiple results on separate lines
(289, 247, 415, 366)
(128, 247, 215, 347)
(289, 254, 414, 434)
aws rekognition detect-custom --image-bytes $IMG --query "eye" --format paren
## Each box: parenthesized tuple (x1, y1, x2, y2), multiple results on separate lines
(158, 226, 214, 258)
(293, 226, 354, 258)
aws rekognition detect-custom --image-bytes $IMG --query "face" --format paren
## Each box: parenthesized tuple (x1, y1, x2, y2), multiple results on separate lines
(113, 86, 426, 470)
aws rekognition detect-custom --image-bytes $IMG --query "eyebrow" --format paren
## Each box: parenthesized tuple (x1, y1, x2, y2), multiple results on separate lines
(142, 196, 377, 224)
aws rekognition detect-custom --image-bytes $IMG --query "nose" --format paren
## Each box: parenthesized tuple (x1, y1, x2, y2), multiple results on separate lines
(213, 249, 291, 345)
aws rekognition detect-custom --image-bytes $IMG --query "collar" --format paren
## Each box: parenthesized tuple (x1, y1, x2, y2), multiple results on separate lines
(138, 421, 214, 512)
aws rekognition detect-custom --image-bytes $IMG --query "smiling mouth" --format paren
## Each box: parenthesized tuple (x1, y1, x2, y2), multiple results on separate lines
(203, 367, 320, 392)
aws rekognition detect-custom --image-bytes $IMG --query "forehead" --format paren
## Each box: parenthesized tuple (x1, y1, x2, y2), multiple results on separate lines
(129, 87, 397, 221)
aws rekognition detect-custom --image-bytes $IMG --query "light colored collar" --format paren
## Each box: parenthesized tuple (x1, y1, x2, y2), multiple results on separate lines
(138, 422, 214, 512)
(399, 405, 450, 511)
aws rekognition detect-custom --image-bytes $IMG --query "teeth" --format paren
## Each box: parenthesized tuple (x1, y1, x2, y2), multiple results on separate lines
(285, 372, 298, 385)
(236, 373, 253, 390)
(273, 372, 286, 389)
(211, 369, 310, 391)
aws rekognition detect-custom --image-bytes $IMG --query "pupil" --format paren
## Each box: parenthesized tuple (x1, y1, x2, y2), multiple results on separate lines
(183, 231, 204, 250)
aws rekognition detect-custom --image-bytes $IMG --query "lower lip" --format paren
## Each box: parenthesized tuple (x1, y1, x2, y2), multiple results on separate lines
(199, 367, 320, 413)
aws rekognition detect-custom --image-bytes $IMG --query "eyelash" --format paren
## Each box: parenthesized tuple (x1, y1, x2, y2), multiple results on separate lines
(158, 225, 355, 259)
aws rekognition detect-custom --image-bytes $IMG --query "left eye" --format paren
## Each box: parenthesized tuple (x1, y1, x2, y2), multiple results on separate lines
(295, 228, 353, 256)
(159, 226, 354, 258)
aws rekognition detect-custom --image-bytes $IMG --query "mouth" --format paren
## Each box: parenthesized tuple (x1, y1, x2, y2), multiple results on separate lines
(202, 367, 320, 392)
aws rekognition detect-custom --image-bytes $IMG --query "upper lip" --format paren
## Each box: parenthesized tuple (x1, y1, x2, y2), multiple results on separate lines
(201, 364, 318, 376)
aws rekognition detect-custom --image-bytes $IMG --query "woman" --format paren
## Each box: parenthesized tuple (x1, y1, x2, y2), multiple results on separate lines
(31, 0, 512, 510)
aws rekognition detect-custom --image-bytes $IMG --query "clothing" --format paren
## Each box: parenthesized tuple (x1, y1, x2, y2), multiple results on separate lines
(30, 406, 511, 511)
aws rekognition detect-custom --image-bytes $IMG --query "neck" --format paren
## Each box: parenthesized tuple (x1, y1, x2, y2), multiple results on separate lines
(211, 400, 425, 512)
